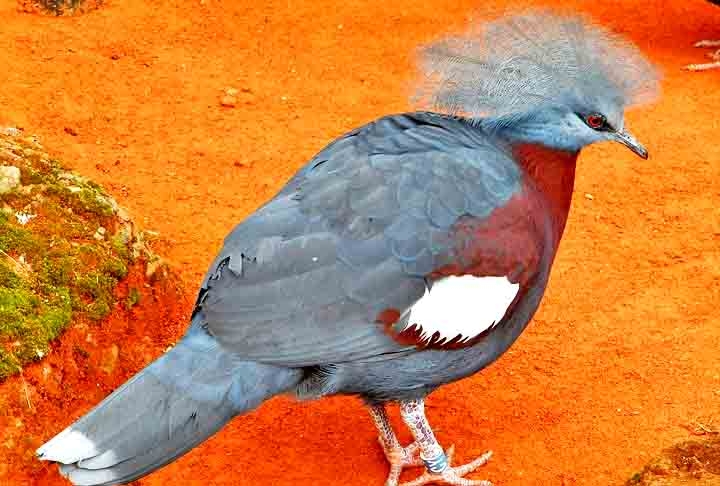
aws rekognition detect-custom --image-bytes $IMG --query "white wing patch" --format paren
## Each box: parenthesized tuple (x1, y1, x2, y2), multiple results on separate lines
(404, 275, 519, 344)
(36, 428, 98, 464)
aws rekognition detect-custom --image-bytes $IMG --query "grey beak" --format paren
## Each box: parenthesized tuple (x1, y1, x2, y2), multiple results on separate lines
(613, 130, 648, 159)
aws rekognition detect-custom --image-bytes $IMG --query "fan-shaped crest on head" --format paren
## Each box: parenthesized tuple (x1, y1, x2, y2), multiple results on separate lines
(413, 9, 660, 120)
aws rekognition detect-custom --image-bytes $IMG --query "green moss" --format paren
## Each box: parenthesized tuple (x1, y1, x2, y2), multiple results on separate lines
(85, 179, 106, 193)
(17, 154, 57, 184)
(0, 217, 40, 255)
(77, 271, 117, 300)
(0, 286, 40, 337)
(0, 261, 22, 288)
(44, 185, 113, 220)
(19, 167, 46, 186)
(0, 132, 138, 380)
(110, 234, 132, 262)
(101, 257, 128, 280)
(39, 200, 89, 240)
(40, 254, 74, 287)
(0, 274, 72, 373)
(126, 287, 140, 309)
(41, 289, 72, 332)
(86, 300, 111, 321)
(78, 243, 100, 257)
(76, 271, 119, 321)
(36, 0, 93, 16)
(73, 189, 114, 218)
(0, 348, 21, 379)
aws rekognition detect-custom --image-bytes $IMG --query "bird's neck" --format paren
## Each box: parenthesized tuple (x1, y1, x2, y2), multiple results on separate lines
(512, 142, 578, 242)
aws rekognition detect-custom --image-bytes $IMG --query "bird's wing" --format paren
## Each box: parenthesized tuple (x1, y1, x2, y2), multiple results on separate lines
(196, 112, 540, 366)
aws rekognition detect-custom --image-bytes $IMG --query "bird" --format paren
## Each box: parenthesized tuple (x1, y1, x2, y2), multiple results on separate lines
(36, 9, 660, 486)
(686, 0, 720, 71)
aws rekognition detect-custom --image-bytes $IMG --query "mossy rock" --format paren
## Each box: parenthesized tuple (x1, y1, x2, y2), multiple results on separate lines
(627, 436, 720, 485)
(17, 0, 103, 16)
(0, 127, 165, 380)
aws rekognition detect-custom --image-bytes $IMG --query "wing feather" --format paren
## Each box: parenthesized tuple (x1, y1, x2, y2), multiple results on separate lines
(197, 112, 528, 365)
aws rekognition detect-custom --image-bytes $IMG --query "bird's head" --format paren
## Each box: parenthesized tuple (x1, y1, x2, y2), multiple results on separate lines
(413, 9, 660, 159)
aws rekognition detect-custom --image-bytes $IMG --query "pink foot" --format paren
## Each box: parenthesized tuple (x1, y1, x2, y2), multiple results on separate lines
(379, 438, 425, 486)
(694, 40, 720, 48)
(686, 40, 720, 71)
(398, 446, 493, 486)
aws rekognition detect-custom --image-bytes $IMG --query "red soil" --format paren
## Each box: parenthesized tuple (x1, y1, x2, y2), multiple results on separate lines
(0, 0, 719, 485)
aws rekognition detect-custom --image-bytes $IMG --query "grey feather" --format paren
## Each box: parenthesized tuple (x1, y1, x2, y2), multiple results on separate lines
(196, 113, 522, 367)
(413, 9, 660, 120)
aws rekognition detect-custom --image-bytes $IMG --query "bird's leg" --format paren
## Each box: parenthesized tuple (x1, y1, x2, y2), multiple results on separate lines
(397, 399, 493, 486)
(368, 404, 424, 486)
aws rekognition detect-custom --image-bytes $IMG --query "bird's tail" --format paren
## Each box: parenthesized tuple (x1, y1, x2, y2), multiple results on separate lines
(36, 318, 302, 486)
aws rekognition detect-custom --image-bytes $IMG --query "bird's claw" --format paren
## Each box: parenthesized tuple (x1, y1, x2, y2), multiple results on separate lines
(685, 60, 720, 71)
(686, 40, 720, 71)
(380, 438, 427, 486)
(397, 447, 493, 486)
(379, 437, 425, 468)
(694, 40, 720, 48)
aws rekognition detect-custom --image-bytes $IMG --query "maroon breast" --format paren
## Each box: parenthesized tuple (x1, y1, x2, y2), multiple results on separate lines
(383, 143, 579, 350)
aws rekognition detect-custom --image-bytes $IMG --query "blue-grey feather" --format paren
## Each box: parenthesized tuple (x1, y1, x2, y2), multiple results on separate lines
(413, 9, 660, 122)
(41, 320, 300, 485)
(197, 112, 522, 367)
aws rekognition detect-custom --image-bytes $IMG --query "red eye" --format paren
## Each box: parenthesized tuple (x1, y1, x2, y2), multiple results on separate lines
(586, 113, 606, 129)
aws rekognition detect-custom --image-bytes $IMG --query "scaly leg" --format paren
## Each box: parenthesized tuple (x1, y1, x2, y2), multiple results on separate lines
(369, 404, 424, 486)
(398, 399, 493, 486)
(686, 40, 720, 71)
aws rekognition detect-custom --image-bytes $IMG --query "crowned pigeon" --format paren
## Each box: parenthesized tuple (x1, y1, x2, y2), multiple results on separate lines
(36, 10, 660, 486)
(686, 0, 720, 70)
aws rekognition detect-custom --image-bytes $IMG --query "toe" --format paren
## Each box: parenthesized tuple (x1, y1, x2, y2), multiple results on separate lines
(385, 465, 403, 486)
(453, 451, 493, 476)
(381, 440, 428, 485)
(403, 441, 424, 466)
(695, 40, 720, 48)
(398, 449, 493, 486)
(445, 444, 456, 464)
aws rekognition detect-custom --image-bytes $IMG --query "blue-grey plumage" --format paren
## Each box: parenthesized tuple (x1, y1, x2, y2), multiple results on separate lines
(36, 9, 659, 486)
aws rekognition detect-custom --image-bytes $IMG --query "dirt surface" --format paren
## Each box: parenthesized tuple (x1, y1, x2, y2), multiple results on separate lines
(0, 0, 719, 485)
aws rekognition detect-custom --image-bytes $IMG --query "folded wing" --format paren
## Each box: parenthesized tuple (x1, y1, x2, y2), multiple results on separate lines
(195, 113, 535, 366)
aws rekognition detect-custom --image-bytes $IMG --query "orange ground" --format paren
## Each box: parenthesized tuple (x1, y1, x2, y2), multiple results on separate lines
(0, 0, 719, 485)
